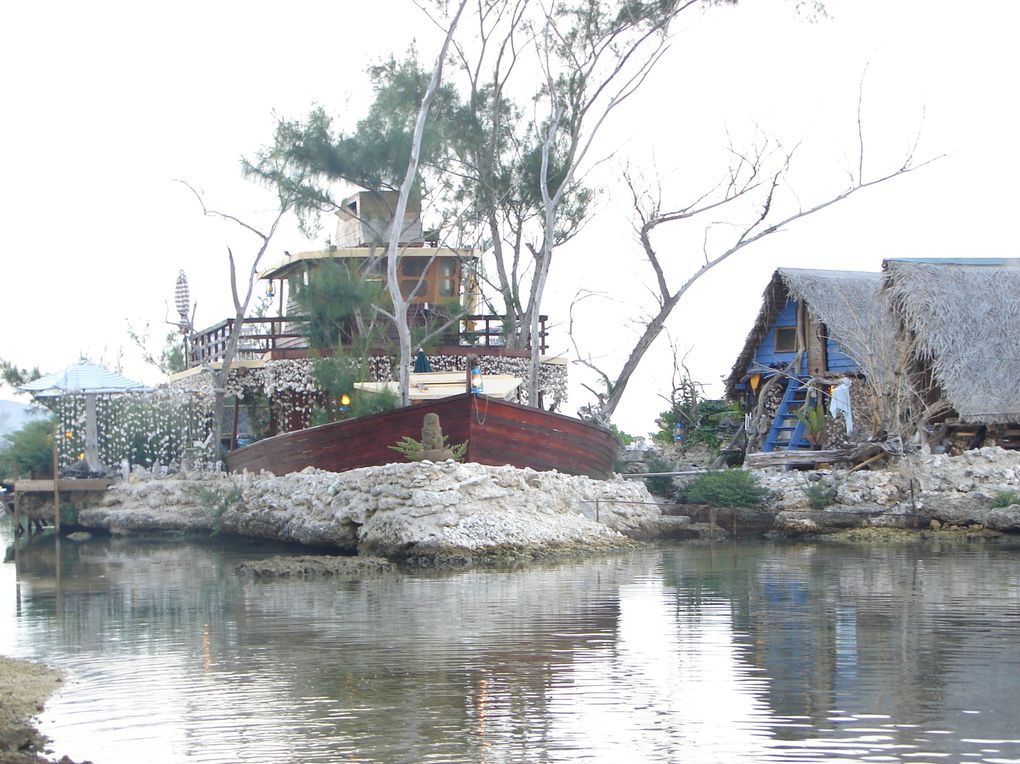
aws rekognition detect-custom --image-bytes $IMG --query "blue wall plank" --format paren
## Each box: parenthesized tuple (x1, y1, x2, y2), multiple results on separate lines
(753, 298, 800, 369)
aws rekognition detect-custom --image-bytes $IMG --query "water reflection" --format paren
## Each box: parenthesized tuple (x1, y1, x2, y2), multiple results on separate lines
(3, 520, 1020, 763)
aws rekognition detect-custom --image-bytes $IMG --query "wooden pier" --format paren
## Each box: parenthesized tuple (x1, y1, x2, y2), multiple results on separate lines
(4, 478, 113, 536)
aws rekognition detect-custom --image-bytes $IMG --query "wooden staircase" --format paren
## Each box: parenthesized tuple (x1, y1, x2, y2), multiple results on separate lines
(763, 377, 812, 452)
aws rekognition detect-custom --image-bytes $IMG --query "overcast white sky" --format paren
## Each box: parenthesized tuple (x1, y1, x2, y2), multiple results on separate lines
(2, 0, 1017, 435)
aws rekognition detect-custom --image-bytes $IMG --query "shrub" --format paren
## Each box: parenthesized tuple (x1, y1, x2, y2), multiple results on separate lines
(643, 455, 676, 497)
(0, 417, 57, 480)
(990, 491, 1020, 509)
(802, 479, 837, 510)
(610, 424, 634, 446)
(197, 485, 243, 536)
(683, 469, 767, 507)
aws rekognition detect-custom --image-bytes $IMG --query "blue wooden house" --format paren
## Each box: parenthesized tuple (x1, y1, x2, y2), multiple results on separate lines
(725, 269, 891, 452)
(729, 260, 1020, 456)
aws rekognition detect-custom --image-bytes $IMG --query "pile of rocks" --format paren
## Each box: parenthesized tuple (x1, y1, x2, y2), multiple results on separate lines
(753, 446, 1020, 535)
(78, 461, 666, 564)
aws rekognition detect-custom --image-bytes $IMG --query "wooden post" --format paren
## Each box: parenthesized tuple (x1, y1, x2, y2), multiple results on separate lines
(230, 396, 240, 451)
(51, 431, 60, 535)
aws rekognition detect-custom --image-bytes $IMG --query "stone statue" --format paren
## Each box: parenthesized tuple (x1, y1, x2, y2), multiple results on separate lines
(419, 413, 454, 461)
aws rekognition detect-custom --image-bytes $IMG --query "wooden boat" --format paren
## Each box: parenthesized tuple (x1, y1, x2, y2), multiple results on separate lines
(225, 392, 619, 480)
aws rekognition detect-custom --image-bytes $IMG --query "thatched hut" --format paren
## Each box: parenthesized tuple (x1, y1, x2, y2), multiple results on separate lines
(882, 258, 1020, 450)
(726, 269, 902, 452)
(729, 259, 1020, 458)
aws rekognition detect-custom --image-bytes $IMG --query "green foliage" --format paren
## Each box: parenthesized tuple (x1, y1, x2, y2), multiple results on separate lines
(794, 400, 828, 448)
(290, 261, 389, 353)
(0, 359, 42, 389)
(643, 455, 676, 497)
(389, 435, 468, 462)
(683, 469, 768, 508)
(801, 478, 837, 510)
(990, 491, 1020, 509)
(247, 49, 594, 314)
(610, 424, 634, 446)
(654, 387, 741, 451)
(161, 336, 186, 374)
(196, 485, 243, 537)
(309, 355, 399, 425)
(0, 417, 56, 479)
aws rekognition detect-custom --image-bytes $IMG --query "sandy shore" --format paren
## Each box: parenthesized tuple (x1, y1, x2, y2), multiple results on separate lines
(0, 656, 85, 764)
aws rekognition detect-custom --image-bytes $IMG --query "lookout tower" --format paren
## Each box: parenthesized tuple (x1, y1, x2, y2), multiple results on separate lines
(335, 190, 424, 247)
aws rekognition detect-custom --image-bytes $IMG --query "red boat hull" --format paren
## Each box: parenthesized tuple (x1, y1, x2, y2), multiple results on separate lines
(226, 393, 619, 480)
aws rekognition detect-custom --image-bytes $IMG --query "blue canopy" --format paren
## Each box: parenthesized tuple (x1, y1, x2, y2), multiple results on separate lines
(20, 359, 151, 397)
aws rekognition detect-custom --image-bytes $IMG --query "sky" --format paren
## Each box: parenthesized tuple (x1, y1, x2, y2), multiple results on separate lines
(2, 0, 1018, 437)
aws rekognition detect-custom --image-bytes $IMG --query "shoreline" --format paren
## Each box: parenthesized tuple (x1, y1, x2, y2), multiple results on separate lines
(0, 655, 84, 764)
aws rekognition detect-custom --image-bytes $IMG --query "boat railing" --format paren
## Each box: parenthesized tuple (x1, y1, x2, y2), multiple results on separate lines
(186, 314, 547, 369)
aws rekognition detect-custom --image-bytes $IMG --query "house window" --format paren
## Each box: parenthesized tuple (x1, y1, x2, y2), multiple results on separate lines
(360, 257, 385, 283)
(774, 326, 797, 353)
(401, 258, 427, 277)
(438, 260, 456, 298)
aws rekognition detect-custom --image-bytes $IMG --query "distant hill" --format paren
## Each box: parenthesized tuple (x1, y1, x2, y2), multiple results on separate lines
(0, 400, 50, 439)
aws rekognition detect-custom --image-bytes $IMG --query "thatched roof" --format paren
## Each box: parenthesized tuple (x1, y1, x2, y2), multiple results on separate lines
(883, 259, 1020, 424)
(725, 268, 895, 397)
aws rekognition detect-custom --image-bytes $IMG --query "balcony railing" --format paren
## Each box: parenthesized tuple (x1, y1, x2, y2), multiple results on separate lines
(186, 314, 548, 369)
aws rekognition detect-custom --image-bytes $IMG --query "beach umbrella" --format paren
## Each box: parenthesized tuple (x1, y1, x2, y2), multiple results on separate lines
(414, 347, 433, 373)
(20, 359, 151, 471)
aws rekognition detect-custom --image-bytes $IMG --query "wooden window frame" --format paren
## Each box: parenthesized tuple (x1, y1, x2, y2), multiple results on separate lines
(774, 326, 797, 353)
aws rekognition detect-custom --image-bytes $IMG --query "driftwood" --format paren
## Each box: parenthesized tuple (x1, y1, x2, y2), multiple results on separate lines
(743, 442, 887, 470)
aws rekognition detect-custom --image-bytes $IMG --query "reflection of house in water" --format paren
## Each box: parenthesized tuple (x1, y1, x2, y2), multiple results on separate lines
(724, 544, 1020, 735)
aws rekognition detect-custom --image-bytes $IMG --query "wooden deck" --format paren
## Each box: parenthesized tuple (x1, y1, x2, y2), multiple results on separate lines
(4, 478, 114, 536)
(226, 393, 619, 480)
(187, 313, 549, 369)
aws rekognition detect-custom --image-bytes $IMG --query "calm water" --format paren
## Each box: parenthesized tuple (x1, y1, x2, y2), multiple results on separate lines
(2, 519, 1020, 764)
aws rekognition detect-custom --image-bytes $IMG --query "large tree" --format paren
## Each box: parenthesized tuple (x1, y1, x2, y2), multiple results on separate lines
(255, 0, 712, 407)
(571, 113, 939, 424)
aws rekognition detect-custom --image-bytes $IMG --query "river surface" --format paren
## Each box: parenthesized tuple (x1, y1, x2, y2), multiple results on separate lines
(2, 519, 1020, 763)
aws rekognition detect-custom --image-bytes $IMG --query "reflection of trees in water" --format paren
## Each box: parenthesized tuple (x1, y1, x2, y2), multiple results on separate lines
(660, 541, 1020, 740)
(9, 531, 1020, 761)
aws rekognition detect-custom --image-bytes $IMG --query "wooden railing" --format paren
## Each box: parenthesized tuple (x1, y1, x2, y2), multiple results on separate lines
(187, 318, 306, 369)
(187, 314, 548, 368)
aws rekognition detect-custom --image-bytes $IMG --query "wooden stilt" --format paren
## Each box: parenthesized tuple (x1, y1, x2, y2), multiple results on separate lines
(52, 433, 61, 535)
(13, 490, 22, 537)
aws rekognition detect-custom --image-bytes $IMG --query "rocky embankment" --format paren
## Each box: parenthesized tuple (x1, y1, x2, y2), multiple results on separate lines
(70, 448, 1020, 558)
(78, 461, 667, 564)
(751, 446, 1020, 535)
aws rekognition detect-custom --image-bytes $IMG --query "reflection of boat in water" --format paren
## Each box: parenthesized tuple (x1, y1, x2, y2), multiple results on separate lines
(226, 392, 619, 480)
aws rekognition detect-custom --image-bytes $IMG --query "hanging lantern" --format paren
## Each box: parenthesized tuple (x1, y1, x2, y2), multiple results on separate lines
(339, 393, 351, 411)
(470, 365, 483, 394)
(265, 279, 275, 298)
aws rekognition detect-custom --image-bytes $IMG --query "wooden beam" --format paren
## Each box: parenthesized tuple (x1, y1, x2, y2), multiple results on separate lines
(744, 443, 886, 470)
(14, 479, 114, 493)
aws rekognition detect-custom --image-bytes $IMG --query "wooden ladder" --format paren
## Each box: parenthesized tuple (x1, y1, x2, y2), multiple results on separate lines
(763, 377, 811, 452)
